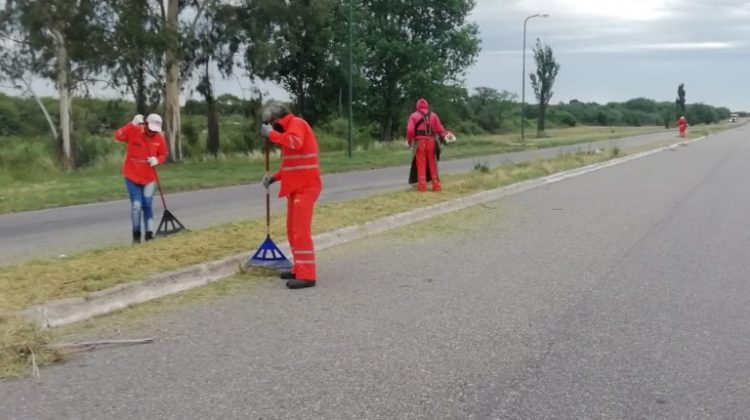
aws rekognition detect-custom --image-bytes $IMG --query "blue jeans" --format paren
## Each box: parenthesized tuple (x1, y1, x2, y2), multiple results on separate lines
(125, 178, 156, 233)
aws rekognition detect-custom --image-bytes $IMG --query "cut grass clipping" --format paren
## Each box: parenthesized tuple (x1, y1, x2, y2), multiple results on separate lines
(0, 315, 64, 379)
(0, 145, 667, 378)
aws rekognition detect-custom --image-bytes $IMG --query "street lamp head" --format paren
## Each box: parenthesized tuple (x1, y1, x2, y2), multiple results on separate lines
(541, 14, 549, 18)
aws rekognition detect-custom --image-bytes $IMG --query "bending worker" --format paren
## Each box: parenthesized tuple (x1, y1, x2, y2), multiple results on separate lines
(260, 101, 322, 290)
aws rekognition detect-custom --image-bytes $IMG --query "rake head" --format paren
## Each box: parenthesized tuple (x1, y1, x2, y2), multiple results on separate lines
(156, 209, 187, 237)
(246, 235, 293, 272)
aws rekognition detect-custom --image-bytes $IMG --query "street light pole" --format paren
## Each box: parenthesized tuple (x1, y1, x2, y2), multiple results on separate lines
(347, 0, 353, 158)
(521, 13, 548, 141)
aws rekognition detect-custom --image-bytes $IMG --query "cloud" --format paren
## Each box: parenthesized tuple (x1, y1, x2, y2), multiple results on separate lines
(564, 42, 742, 54)
(465, 0, 750, 110)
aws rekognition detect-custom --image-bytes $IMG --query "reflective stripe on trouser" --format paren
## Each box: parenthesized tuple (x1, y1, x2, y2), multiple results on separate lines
(286, 185, 321, 280)
(415, 137, 440, 191)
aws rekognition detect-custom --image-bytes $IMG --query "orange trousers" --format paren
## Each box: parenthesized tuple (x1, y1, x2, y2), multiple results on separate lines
(415, 137, 441, 192)
(286, 185, 321, 281)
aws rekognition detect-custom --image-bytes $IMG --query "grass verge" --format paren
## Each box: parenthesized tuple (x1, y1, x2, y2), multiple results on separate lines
(0, 125, 673, 214)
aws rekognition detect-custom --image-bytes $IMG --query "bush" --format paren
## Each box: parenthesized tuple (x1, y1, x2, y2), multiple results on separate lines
(0, 136, 59, 180)
(74, 135, 121, 168)
(453, 119, 487, 136)
(553, 110, 577, 127)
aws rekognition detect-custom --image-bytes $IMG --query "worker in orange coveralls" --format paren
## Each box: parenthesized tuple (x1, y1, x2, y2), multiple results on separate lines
(678, 115, 688, 138)
(406, 98, 455, 192)
(260, 101, 322, 289)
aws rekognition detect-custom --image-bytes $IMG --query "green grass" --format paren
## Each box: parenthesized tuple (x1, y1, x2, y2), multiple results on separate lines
(0, 146, 631, 314)
(0, 125, 674, 214)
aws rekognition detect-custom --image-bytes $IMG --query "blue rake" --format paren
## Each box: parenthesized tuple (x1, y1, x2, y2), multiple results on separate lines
(247, 234, 293, 271)
(246, 138, 293, 272)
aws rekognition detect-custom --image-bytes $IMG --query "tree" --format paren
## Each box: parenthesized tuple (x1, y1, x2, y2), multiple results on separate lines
(0, 0, 109, 169)
(242, 0, 341, 124)
(468, 87, 517, 133)
(161, 0, 217, 161)
(676, 83, 686, 117)
(185, 2, 242, 156)
(0, 29, 59, 142)
(529, 38, 560, 135)
(359, 0, 480, 141)
(104, 0, 164, 115)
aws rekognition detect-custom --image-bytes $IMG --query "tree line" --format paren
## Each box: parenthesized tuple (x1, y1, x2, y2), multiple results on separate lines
(0, 0, 480, 168)
(0, 1, 737, 170)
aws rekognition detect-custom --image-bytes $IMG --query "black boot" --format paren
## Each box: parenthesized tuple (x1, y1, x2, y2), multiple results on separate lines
(280, 272, 296, 280)
(145, 231, 154, 241)
(132, 231, 141, 244)
(286, 279, 316, 289)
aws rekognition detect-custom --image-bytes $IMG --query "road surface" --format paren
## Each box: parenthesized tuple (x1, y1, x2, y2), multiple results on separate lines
(0, 131, 679, 265)
(1, 126, 749, 418)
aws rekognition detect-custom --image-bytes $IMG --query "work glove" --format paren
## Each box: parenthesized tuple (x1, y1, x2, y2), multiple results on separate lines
(132, 114, 145, 126)
(147, 156, 159, 167)
(262, 174, 277, 189)
(260, 123, 274, 139)
(404, 140, 411, 148)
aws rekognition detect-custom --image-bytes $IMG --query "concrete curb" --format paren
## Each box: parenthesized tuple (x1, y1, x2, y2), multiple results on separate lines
(18, 136, 706, 328)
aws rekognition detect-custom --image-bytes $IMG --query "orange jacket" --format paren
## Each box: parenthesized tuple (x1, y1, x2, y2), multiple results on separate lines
(269, 114, 322, 197)
(114, 123, 168, 185)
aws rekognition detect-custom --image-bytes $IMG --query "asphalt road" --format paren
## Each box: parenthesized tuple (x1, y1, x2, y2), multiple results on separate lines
(0, 130, 678, 265)
(2, 126, 749, 419)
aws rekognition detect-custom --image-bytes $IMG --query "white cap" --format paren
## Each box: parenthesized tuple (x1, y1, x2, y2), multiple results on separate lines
(146, 113, 162, 133)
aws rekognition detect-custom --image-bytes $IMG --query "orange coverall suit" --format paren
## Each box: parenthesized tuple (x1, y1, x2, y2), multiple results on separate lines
(269, 114, 323, 282)
(406, 99, 447, 192)
(678, 116, 688, 138)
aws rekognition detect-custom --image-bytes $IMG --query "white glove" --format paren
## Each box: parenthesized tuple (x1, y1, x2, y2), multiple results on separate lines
(147, 156, 158, 167)
(132, 114, 145, 125)
(444, 132, 457, 144)
(260, 123, 274, 139)
(404, 140, 411, 148)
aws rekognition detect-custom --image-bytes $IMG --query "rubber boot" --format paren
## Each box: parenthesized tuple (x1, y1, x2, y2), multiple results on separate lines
(280, 272, 296, 280)
(145, 231, 154, 241)
(132, 231, 141, 244)
(286, 279, 316, 289)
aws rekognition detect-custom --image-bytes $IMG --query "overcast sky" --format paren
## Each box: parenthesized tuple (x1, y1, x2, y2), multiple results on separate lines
(3, 0, 748, 111)
(467, 0, 750, 111)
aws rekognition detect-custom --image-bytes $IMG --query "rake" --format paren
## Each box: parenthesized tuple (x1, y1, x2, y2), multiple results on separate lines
(153, 167, 187, 237)
(246, 139, 293, 272)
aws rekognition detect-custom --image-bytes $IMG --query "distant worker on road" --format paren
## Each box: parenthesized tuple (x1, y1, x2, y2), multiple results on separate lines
(678, 115, 688, 138)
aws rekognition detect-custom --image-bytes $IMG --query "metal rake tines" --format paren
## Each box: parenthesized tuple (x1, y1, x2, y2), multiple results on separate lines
(156, 210, 187, 236)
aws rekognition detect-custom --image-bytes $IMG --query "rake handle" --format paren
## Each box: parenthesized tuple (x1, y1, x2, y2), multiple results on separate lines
(142, 132, 168, 210)
(265, 138, 271, 236)
(153, 167, 168, 210)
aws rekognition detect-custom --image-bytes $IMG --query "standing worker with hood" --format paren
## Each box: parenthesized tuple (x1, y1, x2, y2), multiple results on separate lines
(260, 101, 322, 289)
(406, 98, 455, 192)
(678, 115, 689, 138)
